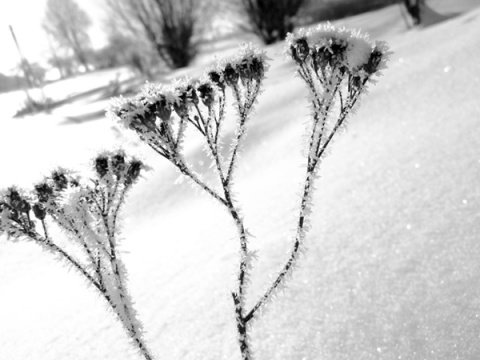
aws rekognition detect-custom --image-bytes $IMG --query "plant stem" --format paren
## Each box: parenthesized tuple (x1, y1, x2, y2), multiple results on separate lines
(224, 188, 253, 359)
(32, 231, 155, 360)
(174, 158, 227, 207)
(245, 158, 317, 323)
(232, 292, 252, 360)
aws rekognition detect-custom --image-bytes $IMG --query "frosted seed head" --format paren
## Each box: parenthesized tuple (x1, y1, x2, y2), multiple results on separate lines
(290, 37, 310, 63)
(208, 70, 224, 89)
(111, 153, 126, 175)
(7, 188, 21, 206)
(345, 36, 373, 72)
(373, 40, 392, 72)
(139, 83, 173, 122)
(236, 54, 266, 82)
(106, 96, 146, 131)
(125, 160, 143, 185)
(364, 49, 383, 75)
(250, 56, 265, 80)
(330, 38, 348, 65)
(7, 189, 30, 214)
(17, 198, 31, 214)
(158, 104, 172, 122)
(177, 81, 197, 104)
(173, 101, 188, 118)
(140, 106, 157, 131)
(288, 23, 381, 74)
(154, 94, 172, 122)
(51, 171, 69, 191)
(133, 96, 156, 131)
(311, 36, 348, 72)
(311, 45, 330, 71)
(197, 81, 216, 108)
(141, 82, 180, 106)
(171, 82, 195, 117)
(95, 156, 109, 178)
(223, 63, 239, 86)
(238, 59, 251, 81)
(69, 177, 80, 187)
(57, 185, 87, 214)
(32, 203, 46, 220)
(34, 182, 54, 203)
(351, 74, 363, 90)
(188, 85, 199, 106)
(218, 43, 268, 81)
(172, 91, 188, 117)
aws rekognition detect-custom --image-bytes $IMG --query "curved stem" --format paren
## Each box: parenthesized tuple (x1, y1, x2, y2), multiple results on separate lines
(40, 234, 154, 360)
(245, 158, 316, 323)
(40, 236, 101, 290)
(108, 238, 154, 360)
(226, 80, 261, 186)
(174, 158, 227, 207)
(223, 186, 253, 359)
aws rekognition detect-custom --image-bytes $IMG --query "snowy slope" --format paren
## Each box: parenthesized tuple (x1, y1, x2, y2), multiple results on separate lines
(1, 2, 480, 360)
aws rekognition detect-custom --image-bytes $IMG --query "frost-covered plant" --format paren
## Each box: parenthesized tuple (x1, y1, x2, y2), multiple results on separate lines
(266, 20, 392, 329)
(107, 43, 267, 358)
(107, 27, 390, 359)
(0, 151, 155, 360)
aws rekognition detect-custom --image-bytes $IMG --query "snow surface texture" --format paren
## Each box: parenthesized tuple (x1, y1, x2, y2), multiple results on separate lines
(1, 1, 480, 359)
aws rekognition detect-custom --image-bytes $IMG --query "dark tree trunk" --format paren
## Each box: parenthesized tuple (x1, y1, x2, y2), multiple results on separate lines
(242, 0, 305, 45)
(403, 0, 423, 25)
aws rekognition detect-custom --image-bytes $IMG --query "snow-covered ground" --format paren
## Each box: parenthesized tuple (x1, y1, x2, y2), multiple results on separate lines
(1, 1, 480, 359)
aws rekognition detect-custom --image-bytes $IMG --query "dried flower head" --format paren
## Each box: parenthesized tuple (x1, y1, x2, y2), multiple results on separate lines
(286, 23, 391, 82)
(34, 182, 54, 203)
(32, 203, 46, 220)
(208, 69, 225, 89)
(0, 187, 35, 239)
(212, 43, 270, 87)
(95, 156, 109, 178)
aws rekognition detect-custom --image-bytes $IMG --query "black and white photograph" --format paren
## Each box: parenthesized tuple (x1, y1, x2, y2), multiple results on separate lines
(0, 0, 479, 359)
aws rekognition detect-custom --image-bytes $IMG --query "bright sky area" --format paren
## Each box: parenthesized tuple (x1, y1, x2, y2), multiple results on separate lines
(0, 0, 104, 74)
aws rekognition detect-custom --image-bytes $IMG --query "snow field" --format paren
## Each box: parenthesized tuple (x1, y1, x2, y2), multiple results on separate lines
(1, 1, 480, 359)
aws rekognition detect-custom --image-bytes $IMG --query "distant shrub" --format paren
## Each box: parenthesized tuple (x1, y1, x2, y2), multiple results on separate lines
(104, 0, 205, 69)
(403, 0, 424, 25)
(239, 0, 307, 44)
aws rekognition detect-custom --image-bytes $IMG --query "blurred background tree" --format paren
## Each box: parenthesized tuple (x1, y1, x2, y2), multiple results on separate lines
(98, 18, 159, 78)
(403, 0, 425, 25)
(103, 0, 209, 69)
(42, 0, 92, 72)
(239, 0, 306, 44)
(46, 54, 78, 78)
(16, 61, 46, 87)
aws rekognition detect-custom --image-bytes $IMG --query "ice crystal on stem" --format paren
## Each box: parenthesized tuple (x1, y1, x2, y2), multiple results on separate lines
(0, 151, 155, 360)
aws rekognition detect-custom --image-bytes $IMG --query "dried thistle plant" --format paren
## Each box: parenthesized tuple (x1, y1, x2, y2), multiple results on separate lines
(0, 151, 154, 360)
(107, 43, 268, 358)
(1, 24, 390, 360)
(252, 22, 393, 320)
(107, 29, 390, 359)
